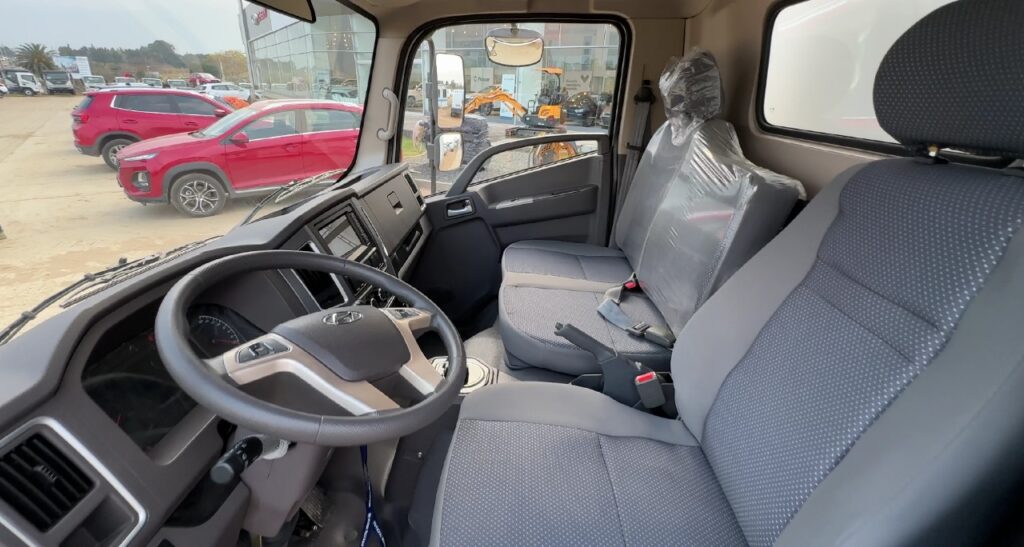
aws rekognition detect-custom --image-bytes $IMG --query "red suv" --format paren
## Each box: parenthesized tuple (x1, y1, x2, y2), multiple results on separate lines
(116, 100, 362, 217)
(72, 88, 230, 169)
(188, 72, 221, 87)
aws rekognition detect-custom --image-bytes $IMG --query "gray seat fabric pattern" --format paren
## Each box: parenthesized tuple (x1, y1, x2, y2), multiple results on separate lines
(500, 284, 671, 375)
(434, 384, 745, 547)
(498, 51, 803, 375)
(501, 240, 632, 284)
(702, 160, 1024, 546)
(874, 0, 1024, 158)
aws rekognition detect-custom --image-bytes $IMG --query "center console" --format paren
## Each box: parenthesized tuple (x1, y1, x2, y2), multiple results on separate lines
(288, 169, 429, 310)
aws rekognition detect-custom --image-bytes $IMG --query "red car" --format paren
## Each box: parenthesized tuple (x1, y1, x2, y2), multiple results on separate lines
(116, 100, 362, 217)
(72, 88, 230, 169)
(188, 72, 221, 87)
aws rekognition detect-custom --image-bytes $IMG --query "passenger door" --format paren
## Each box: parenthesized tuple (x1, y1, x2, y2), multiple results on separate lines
(224, 109, 305, 190)
(301, 108, 361, 175)
(113, 94, 180, 138)
(173, 95, 221, 132)
(399, 21, 624, 323)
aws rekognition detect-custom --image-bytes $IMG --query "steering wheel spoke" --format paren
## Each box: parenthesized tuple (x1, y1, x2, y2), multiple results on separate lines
(223, 333, 400, 416)
(384, 308, 444, 397)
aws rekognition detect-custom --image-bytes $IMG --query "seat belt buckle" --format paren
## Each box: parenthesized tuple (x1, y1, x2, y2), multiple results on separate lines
(634, 371, 666, 409)
(627, 321, 651, 337)
(623, 273, 640, 291)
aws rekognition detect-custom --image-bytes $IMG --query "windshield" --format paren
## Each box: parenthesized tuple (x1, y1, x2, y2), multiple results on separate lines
(0, 0, 377, 339)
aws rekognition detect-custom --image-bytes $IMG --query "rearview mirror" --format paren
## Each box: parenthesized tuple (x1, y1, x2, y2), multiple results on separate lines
(230, 132, 250, 145)
(435, 53, 465, 130)
(248, 0, 314, 22)
(485, 26, 544, 67)
(214, 108, 229, 118)
(437, 133, 463, 172)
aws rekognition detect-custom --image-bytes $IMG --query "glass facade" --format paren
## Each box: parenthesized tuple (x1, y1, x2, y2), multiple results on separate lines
(242, 0, 374, 103)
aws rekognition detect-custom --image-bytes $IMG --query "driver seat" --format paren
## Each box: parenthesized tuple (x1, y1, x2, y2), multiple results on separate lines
(430, 2, 1024, 545)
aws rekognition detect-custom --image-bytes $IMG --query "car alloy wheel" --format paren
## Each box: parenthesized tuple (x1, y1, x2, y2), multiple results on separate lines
(177, 178, 222, 216)
(107, 144, 127, 167)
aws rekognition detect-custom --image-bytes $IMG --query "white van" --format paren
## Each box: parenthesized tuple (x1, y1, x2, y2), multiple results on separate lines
(1, 69, 44, 96)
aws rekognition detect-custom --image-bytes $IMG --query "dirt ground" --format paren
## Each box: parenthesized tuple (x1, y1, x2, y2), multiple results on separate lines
(0, 95, 249, 331)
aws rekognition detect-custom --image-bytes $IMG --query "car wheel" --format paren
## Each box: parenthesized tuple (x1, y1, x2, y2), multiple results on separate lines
(23, 89, 34, 97)
(101, 138, 135, 170)
(170, 174, 227, 218)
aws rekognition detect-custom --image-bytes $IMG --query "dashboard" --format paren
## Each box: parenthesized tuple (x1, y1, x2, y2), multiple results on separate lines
(0, 163, 431, 546)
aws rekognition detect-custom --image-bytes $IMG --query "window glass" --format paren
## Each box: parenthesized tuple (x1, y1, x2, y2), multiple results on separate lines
(117, 94, 177, 113)
(762, 0, 955, 142)
(0, 0, 376, 341)
(244, 110, 299, 140)
(469, 140, 600, 186)
(400, 21, 622, 195)
(307, 109, 360, 132)
(176, 96, 218, 116)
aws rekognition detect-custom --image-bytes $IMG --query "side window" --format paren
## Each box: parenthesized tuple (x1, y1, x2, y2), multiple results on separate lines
(399, 21, 622, 195)
(762, 0, 954, 143)
(307, 109, 359, 132)
(243, 111, 299, 140)
(175, 96, 218, 116)
(469, 140, 600, 186)
(117, 94, 177, 114)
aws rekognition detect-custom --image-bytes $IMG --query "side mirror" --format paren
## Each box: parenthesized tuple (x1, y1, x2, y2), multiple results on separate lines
(437, 133, 463, 172)
(435, 53, 465, 130)
(229, 132, 250, 145)
(485, 26, 544, 67)
(214, 108, 229, 118)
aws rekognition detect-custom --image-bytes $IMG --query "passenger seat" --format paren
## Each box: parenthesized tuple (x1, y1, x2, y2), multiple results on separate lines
(499, 50, 805, 376)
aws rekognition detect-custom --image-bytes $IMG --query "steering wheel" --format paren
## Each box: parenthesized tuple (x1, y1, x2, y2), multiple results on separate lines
(154, 250, 465, 446)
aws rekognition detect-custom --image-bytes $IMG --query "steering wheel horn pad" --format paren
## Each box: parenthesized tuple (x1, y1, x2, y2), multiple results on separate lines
(272, 306, 410, 382)
(155, 250, 466, 446)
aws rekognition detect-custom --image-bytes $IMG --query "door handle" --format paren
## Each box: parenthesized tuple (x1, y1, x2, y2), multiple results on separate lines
(284, 144, 300, 152)
(445, 198, 474, 219)
(184, 121, 199, 127)
(123, 119, 138, 124)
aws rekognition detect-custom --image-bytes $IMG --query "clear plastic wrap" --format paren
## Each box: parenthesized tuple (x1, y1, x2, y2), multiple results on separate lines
(615, 49, 806, 334)
(660, 48, 723, 145)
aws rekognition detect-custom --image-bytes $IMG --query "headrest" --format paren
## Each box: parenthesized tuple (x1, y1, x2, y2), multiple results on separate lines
(660, 48, 723, 144)
(874, 0, 1024, 158)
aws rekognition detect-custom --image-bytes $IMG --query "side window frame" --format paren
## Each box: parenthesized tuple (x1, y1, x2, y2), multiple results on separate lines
(173, 95, 218, 117)
(241, 109, 302, 142)
(757, 0, 923, 157)
(113, 93, 180, 115)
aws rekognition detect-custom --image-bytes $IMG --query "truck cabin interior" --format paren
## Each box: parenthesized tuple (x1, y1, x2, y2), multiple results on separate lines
(1, 0, 1023, 546)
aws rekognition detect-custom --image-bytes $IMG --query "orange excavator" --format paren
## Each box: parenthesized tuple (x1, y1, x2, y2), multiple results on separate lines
(460, 89, 577, 163)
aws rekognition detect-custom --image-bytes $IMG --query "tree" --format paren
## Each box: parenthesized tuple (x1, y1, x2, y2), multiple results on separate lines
(16, 43, 56, 75)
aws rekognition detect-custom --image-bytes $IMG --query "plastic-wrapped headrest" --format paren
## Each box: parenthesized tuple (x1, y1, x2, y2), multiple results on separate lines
(660, 48, 723, 144)
(875, 0, 1024, 158)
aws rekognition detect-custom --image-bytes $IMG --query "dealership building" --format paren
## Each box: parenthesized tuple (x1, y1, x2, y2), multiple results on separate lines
(240, 0, 375, 101)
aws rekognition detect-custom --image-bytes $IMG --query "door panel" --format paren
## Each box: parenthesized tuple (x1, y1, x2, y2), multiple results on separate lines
(225, 110, 305, 190)
(410, 133, 612, 326)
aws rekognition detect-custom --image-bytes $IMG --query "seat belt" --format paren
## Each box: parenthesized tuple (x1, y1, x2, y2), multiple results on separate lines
(596, 274, 676, 349)
(359, 445, 386, 547)
(614, 80, 656, 219)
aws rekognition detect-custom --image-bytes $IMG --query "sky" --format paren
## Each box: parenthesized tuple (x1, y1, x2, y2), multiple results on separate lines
(0, 0, 249, 54)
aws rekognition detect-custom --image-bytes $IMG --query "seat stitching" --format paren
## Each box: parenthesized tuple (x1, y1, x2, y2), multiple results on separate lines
(795, 284, 923, 365)
(461, 417, 698, 446)
(596, 435, 629, 546)
(815, 256, 942, 333)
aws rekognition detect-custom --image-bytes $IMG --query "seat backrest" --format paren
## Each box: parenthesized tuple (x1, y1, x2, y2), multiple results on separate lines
(672, 1, 1024, 544)
(614, 51, 804, 333)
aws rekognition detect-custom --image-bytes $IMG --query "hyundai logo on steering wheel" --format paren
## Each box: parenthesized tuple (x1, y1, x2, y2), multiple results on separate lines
(323, 310, 363, 325)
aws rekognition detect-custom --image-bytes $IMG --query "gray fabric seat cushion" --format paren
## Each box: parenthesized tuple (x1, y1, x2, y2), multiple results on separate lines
(432, 383, 745, 547)
(501, 240, 632, 284)
(499, 283, 672, 376)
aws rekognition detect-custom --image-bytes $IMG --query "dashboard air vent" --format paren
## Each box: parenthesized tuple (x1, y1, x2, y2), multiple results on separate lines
(0, 434, 93, 531)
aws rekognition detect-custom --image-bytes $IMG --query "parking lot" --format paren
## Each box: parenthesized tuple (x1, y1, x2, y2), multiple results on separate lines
(0, 95, 249, 329)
